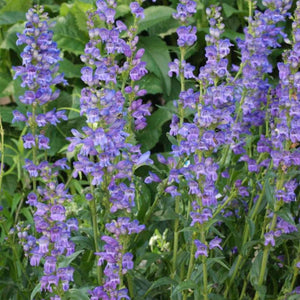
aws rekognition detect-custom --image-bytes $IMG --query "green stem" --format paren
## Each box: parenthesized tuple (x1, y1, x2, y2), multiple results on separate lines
(254, 212, 277, 300)
(202, 256, 209, 300)
(212, 192, 236, 219)
(89, 183, 102, 285)
(0, 117, 4, 194)
(178, 47, 186, 127)
(143, 179, 167, 225)
(172, 195, 180, 278)
(127, 273, 134, 298)
(224, 173, 269, 296)
(224, 255, 243, 297)
(239, 273, 249, 300)
(183, 242, 195, 300)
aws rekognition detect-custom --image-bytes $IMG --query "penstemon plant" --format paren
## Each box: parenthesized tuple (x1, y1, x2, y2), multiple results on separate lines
(0, 0, 299, 299)
(12, 6, 78, 299)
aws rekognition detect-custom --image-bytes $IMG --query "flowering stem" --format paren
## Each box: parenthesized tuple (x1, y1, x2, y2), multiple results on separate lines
(0, 116, 4, 194)
(144, 179, 167, 224)
(179, 47, 186, 126)
(239, 273, 250, 300)
(224, 173, 268, 296)
(201, 227, 208, 300)
(89, 182, 102, 285)
(183, 240, 196, 300)
(212, 192, 237, 219)
(254, 212, 278, 300)
(172, 195, 180, 278)
(30, 105, 38, 192)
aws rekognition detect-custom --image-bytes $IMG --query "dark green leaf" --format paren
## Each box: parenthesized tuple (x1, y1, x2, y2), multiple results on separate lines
(222, 3, 239, 18)
(30, 283, 41, 300)
(138, 6, 176, 34)
(138, 36, 171, 96)
(137, 102, 173, 151)
(138, 73, 163, 94)
(66, 288, 90, 300)
(250, 250, 263, 287)
(58, 250, 84, 268)
(1, 0, 32, 12)
(145, 277, 177, 295)
(0, 23, 24, 53)
(153, 206, 178, 221)
(54, 15, 88, 55)
(0, 11, 25, 25)
(0, 106, 13, 123)
(71, 235, 94, 250)
(116, 4, 130, 18)
(207, 257, 230, 271)
(60, 59, 83, 78)
(60, 1, 93, 33)
(171, 280, 197, 296)
(277, 208, 296, 226)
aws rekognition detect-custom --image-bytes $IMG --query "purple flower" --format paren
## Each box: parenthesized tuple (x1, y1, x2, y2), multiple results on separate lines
(209, 237, 223, 250)
(177, 26, 197, 47)
(264, 231, 275, 247)
(195, 240, 208, 258)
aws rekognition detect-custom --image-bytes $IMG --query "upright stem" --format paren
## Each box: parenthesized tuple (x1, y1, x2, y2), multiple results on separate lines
(201, 228, 208, 300)
(89, 182, 102, 285)
(224, 174, 268, 296)
(179, 47, 186, 126)
(172, 195, 180, 278)
(0, 117, 4, 194)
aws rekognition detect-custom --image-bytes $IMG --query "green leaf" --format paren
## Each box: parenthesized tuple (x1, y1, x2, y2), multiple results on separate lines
(54, 15, 88, 55)
(138, 73, 163, 94)
(246, 217, 256, 239)
(171, 280, 197, 296)
(0, 70, 13, 97)
(138, 6, 176, 34)
(60, 1, 93, 33)
(20, 207, 33, 223)
(116, 4, 130, 18)
(30, 283, 41, 300)
(137, 102, 173, 151)
(264, 178, 275, 209)
(60, 59, 83, 78)
(136, 182, 151, 219)
(0, 106, 13, 123)
(222, 3, 239, 18)
(58, 250, 84, 268)
(241, 240, 260, 256)
(277, 208, 296, 226)
(0, 11, 25, 25)
(145, 277, 177, 295)
(66, 288, 90, 300)
(0, 23, 24, 53)
(250, 250, 263, 287)
(153, 206, 179, 221)
(207, 257, 230, 271)
(1, 0, 32, 12)
(10, 193, 22, 216)
(222, 29, 244, 42)
(138, 36, 171, 96)
(69, 87, 82, 119)
(71, 235, 94, 250)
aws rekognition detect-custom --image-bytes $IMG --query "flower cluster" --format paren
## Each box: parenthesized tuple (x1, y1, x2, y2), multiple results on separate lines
(13, 6, 77, 299)
(68, 1, 152, 298)
(166, 6, 234, 256)
(261, 0, 300, 247)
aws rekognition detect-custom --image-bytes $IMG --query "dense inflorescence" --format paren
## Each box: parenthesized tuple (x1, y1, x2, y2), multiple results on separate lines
(68, 0, 152, 298)
(5, 0, 300, 299)
(13, 6, 77, 299)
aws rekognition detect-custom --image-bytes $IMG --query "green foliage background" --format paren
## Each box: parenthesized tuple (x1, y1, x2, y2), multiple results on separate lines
(0, 1, 299, 299)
